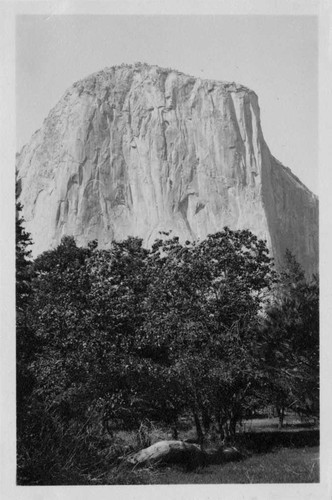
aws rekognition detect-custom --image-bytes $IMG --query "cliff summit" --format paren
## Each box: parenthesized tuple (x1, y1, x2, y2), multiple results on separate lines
(16, 63, 318, 275)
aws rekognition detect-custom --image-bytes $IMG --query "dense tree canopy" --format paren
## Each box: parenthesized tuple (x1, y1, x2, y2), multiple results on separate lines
(261, 251, 319, 425)
(16, 225, 319, 483)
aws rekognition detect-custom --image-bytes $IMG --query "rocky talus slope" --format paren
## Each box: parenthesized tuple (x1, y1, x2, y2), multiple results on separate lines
(16, 63, 318, 275)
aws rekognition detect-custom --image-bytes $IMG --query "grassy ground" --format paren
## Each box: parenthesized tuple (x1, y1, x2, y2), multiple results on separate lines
(98, 416, 319, 484)
(23, 414, 317, 485)
(152, 446, 319, 484)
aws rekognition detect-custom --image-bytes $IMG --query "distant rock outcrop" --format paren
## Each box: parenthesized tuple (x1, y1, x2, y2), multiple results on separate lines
(16, 63, 318, 275)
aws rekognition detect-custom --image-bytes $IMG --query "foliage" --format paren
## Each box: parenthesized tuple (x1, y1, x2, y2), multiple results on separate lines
(16, 201, 32, 306)
(16, 200, 35, 465)
(27, 237, 97, 420)
(16, 227, 319, 484)
(130, 228, 274, 440)
(261, 251, 319, 424)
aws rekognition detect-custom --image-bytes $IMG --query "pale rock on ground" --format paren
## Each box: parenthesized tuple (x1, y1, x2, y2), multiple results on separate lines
(125, 439, 242, 467)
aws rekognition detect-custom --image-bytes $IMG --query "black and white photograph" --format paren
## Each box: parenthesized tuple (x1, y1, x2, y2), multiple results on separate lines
(1, 0, 331, 498)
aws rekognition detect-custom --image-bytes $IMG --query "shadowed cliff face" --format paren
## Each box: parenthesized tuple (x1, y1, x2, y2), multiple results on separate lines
(16, 63, 318, 276)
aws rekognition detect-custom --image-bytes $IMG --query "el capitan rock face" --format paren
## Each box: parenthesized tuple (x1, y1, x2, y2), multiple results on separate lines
(16, 63, 318, 275)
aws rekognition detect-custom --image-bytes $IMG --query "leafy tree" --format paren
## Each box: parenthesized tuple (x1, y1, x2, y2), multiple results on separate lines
(262, 251, 319, 426)
(27, 236, 97, 419)
(17, 236, 107, 484)
(20, 225, 286, 484)
(26, 228, 274, 444)
(17, 223, 319, 483)
(28, 236, 156, 433)
(139, 228, 274, 441)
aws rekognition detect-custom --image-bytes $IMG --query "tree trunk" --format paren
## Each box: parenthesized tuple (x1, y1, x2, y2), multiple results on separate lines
(216, 418, 230, 445)
(277, 406, 285, 429)
(229, 416, 237, 438)
(172, 425, 178, 440)
(192, 409, 204, 444)
(201, 408, 211, 434)
(229, 406, 241, 439)
(221, 421, 231, 445)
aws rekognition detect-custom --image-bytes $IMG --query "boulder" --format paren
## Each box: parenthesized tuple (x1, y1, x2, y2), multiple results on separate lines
(125, 440, 204, 466)
(124, 439, 242, 468)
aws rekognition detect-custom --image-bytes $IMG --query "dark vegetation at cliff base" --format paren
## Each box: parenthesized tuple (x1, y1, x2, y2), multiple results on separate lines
(16, 201, 319, 485)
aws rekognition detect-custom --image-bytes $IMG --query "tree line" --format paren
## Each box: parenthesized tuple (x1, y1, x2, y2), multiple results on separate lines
(16, 202, 319, 484)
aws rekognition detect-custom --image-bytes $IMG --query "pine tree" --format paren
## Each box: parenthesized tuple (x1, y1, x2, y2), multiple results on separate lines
(16, 201, 32, 307)
(16, 197, 35, 473)
(263, 251, 319, 425)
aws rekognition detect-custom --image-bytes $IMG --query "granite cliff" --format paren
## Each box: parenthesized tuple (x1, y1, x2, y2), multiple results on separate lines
(16, 63, 318, 275)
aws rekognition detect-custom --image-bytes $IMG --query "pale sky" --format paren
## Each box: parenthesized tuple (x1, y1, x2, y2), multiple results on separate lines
(16, 15, 318, 193)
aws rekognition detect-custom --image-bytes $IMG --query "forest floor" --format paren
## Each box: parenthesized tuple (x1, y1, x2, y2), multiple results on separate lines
(102, 415, 319, 485)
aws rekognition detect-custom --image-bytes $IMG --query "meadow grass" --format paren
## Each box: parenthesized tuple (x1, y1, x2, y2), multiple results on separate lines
(20, 414, 318, 485)
(101, 416, 319, 485)
(152, 446, 319, 484)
